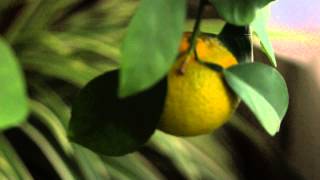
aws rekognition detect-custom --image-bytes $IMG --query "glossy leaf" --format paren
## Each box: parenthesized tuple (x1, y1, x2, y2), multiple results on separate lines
(69, 71, 167, 156)
(120, 0, 185, 97)
(251, 7, 277, 67)
(209, 0, 273, 25)
(223, 63, 288, 135)
(0, 38, 28, 130)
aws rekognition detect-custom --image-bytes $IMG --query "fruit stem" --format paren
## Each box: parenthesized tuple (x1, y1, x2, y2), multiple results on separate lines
(189, 0, 206, 55)
(178, 0, 206, 75)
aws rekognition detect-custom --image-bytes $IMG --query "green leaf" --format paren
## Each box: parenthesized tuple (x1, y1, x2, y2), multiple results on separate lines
(30, 99, 73, 155)
(73, 145, 110, 180)
(120, 0, 186, 97)
(0, 134, 33, 180)
(20, 123, 76, 180)
(150, 132, 237, 180)
(251, 7, 277, 67)
(103, 154, 165, 180)
(69, 71, 167, 156)
(223, 63, 288, 135)
(208, 0, 273, 25)
(20, 51, 104, 87)
(0, 38, 28, 130)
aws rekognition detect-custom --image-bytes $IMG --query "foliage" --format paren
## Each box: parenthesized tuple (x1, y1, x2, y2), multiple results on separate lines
(0, 0, 292, 179)
(208, 0, 273, 25)
(69, 71, 167, 155)
(120, 0, 186, 97)
(0, 38, 28, 129)
(251, 7, 277, 66)
(223, 62, 288, 135)
(69, 0, 287, 155)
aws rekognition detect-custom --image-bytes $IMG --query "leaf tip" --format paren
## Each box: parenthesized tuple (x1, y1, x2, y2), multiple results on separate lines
(271, 58, 277, 67)
(266, 123, 281, 136)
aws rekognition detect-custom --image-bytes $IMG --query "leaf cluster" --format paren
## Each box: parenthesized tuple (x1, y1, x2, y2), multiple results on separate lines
(69, 0, 288, 156)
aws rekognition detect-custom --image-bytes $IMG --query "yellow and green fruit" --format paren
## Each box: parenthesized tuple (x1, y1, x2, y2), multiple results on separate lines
(158, 33, 239, 136)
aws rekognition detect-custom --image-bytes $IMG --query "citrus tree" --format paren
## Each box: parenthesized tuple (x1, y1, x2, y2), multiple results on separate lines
(0, 0, 291, 179)
(67, 0, 288, 156)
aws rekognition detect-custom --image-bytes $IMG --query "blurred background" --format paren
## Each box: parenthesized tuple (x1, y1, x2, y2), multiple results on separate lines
(269, 0, 320, 179)
(0, 0, 319, 179)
